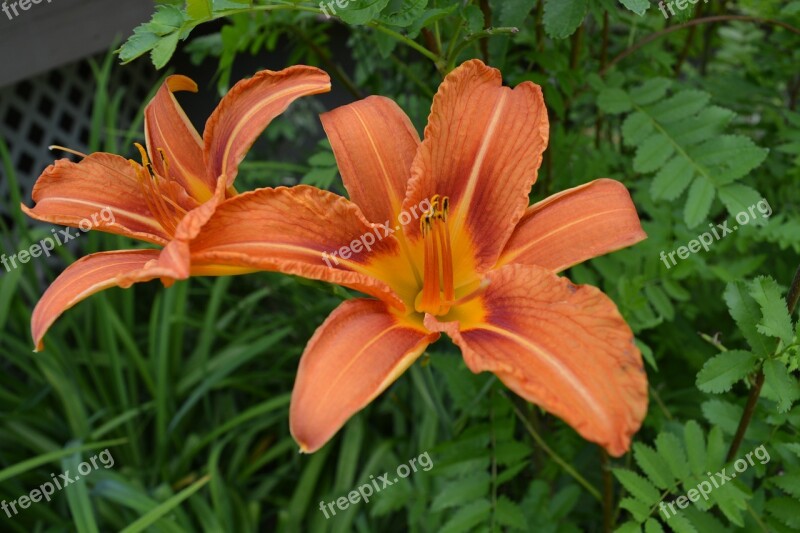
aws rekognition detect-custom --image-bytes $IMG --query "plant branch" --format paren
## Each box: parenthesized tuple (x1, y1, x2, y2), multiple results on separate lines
(508, 394, 602, 501)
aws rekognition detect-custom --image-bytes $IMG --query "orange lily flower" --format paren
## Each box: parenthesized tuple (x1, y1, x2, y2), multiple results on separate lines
(23, 66, 331, 351)
(187, 60, 649, 456)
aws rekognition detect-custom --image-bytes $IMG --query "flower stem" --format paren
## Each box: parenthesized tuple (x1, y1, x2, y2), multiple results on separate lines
(508, 394, 602, 501)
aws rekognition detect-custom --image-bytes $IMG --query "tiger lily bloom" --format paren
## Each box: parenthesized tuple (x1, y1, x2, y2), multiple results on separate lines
(23, 66, 331, 351)
(188, 60, 649, 456)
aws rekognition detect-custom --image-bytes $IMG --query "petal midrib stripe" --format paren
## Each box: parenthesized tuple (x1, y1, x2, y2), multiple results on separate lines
(478, 323, 613, 430)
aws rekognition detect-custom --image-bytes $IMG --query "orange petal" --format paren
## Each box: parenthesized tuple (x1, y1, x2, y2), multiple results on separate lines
(189, 185, 406, 309)
(144, 75, 214, 201)
(402, 59, 549, 271)
(498, 179, 647, 272)
(290, 298, 438, 452)
(31, 249, 182, 351)
(203, 66, 331, 188)
(321, 96, 420, 225)
(426, 264, 648, 456)
(21, 153, 170, 245)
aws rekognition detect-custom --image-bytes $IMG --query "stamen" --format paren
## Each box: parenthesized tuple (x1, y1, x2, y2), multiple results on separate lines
(415, 195, 455, 315)
(133, 143, 180, 235)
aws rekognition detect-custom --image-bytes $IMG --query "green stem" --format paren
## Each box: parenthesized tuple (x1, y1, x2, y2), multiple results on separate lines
(508, 394, 602, 501)
(445, 27, 519, 72)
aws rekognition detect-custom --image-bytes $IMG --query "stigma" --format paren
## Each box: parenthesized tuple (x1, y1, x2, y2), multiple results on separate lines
(415, 195, 455, 315)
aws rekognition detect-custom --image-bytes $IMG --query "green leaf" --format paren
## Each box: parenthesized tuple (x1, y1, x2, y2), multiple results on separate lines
(439, 499, 491, 533)
(598, 88, 632, 114)
(151, 31, 182, 70)
(120, 475, 211, 533)
(613, 469, 660, 507)
(696, 350, 757, 393)
(634, 134, 674, 173)
(724, 282, 773, 357)
(622, 112, 653, 147)
(618, 0, 649, 16)
(766, 497, 800, 528)
(718, 184, 767, 226)
(763, 359, 800, 413)
(336, 0, 392, 25)
(633, 442, 674, 489)
(187, 0, 213, 21)
(431, 473, 490, 511)
(684, 176, 715, 228)
(701, 400, 742, 435)
(650, 156, 694, 201)
(495, 496, 527, 530)
(629, 78, 672, 106)
(542, 0, 588, 39)
(683, 421, 706, 477)
(379, 0, 429, 27)
(771, 473, 800, 499)
(656, 431, 689, 481)
(749, 276, 794, 345)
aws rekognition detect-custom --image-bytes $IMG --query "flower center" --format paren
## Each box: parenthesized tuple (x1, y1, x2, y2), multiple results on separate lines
(129, 143, 187, 236)
(415, 195, 455, 316)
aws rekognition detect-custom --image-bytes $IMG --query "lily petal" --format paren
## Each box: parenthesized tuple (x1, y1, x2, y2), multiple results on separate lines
(204, 66, 331, 188)
(321, 96, 420, 225)
(403, 59, 549, 271)
(498, 179, 647, 272)
(426, 264, 647, 456)
(189, 185, 406, 309)
(145, 75, 213, 201)
(21, 153, 170, 245)
(31, 249, 182, 351)
(291, 298, 438, 452)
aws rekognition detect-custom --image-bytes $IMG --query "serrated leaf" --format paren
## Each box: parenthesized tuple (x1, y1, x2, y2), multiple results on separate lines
(118, 32, 161, 63)
(151, 31, 181, 70)
(766, 497, 800, 528)
(431, 473, 490, 511)
(684, 176, 715, 228)
(634, 134, 674, 173)
(683, 421, 706, 477)
(656, 432, 689, 481)
(644, 518, 664, 533)
(336, 0, 392, 25)
(696, 135, 768, 184)
(718, 184, 767, 226)
(542, 0, 588, 39)
(633, 443, 674, 489)
(696, 350, 757, 393)
(618, 0, 649, 16)
(650, 90, 710, 123)
(620, 497, 651, 522)
(187, 0, 212, 21)
(630, 78, 672, 106)
(622, 112, 653, 146)
(724, 282, 772, 357)
(701, 400, 742, 434)
(771, 474, 800, 499)
(650, 155, 694, 201)
(379, 0, 428, 27)
(495, 496, 526, 529)
(763, 359, 800, 413)
(613, 469, 660, 507)
(749, 277, 794, 345)
(439, 498, 491, 533)
(598, 88, 632, 114)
